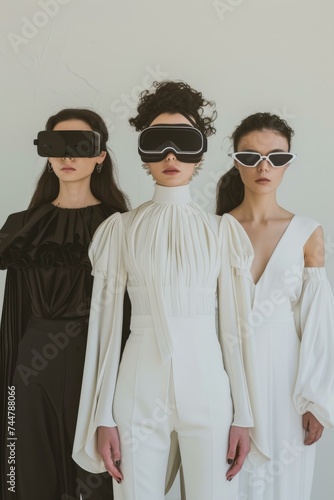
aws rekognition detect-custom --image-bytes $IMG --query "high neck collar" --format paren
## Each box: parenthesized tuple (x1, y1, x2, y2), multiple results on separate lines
(152, 184, 192, 204)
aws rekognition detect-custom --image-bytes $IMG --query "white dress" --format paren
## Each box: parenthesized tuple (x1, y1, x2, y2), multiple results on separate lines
(73, 184, 253, 500)
(221, 213, 334, 500)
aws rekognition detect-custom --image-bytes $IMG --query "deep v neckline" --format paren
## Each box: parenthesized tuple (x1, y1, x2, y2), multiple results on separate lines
(228, 214, 296, 286)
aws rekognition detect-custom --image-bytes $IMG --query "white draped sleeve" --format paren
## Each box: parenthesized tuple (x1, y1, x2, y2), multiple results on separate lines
(293, 267, 334, 428)
(219, 214, 271, 470)
(73, 213, 127, 473)
(218, 217, 254, 428)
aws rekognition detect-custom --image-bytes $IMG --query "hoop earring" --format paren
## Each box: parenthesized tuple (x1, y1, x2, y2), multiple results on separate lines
(96, 163, 103, 173)
(47, 161, 53, 173)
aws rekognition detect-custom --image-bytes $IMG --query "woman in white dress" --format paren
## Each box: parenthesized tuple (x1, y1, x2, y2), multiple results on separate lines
(73, 81, 253, 499)
(216, 112, 334, 500)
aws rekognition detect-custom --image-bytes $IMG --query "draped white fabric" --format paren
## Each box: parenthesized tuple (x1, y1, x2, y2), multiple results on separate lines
(221, 213, 334, 500)
(293, 267, 334, 427)
(73, 185, 254, 475)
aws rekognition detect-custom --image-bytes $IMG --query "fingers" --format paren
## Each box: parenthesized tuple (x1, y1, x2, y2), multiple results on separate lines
(100, 448, 123, 482)
(304, 426, 324, 445)
(226, 426, 250, 481)
(97, 426, 123, 482)
(226, 438, 237, 467)
(99, 440, 123, 482)
(304, 427, 321, 445)
(226, 440, 249, 480)
(303, 412, 324, 445)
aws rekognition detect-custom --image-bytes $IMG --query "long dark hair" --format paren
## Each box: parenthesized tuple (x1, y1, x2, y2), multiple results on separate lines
(216, 112, 295, 215)
(28, 108, 129, 212)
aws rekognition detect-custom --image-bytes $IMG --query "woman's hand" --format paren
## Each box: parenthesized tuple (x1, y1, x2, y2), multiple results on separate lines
(303, 412, 324, 445)
(226, 426, 250, 481)
(97, 426, 123, 482)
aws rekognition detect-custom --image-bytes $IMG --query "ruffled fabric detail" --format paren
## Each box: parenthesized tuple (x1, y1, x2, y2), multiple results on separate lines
(34, 232, 86, 269)
(0, 204, 113, 270)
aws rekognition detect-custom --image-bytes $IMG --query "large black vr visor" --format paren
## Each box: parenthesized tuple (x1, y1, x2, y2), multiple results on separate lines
(33, 130, 104, 157)
(138, 124, 207, 163)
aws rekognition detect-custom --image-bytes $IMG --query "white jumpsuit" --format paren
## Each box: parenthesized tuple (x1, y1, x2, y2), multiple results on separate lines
(221, 213, 334, 500)
(73, 185, 253, 500)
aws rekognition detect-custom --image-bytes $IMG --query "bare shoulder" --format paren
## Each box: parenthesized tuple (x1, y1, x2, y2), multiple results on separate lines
(304, 225, 324, 267)
(228, 206, 243, 221)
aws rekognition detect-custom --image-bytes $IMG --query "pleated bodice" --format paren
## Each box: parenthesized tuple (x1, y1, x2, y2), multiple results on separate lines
(122, 184, 221, 318)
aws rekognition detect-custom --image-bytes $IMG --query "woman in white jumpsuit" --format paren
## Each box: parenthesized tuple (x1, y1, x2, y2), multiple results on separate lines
(73, 81, 253, 499)
(216, 112, 334, 500)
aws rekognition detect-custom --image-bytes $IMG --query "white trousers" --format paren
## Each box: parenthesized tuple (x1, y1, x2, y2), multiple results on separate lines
(113, 316, 238, 500)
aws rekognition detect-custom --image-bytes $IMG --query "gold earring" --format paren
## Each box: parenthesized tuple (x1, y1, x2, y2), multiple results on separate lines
(193, 161, 203, 176)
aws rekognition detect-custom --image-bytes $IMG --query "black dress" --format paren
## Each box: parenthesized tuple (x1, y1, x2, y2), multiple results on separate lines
(0, 203, 130, 500)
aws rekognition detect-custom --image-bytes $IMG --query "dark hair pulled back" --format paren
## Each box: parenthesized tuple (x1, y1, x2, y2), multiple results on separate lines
(216, 112, 294, 215)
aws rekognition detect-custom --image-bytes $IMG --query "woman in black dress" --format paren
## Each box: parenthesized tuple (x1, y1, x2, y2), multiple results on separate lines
(0, 108, 130, 500)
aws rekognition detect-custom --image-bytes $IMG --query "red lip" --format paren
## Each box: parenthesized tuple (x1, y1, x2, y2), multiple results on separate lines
(163, 168, 180, 173)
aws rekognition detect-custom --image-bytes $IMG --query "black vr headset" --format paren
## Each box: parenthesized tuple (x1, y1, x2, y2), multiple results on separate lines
(33, 130, 104, 157)
(138, 124, 207, 163)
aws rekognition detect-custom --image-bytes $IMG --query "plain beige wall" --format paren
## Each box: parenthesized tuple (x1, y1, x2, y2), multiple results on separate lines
(1, 0, 333, 498)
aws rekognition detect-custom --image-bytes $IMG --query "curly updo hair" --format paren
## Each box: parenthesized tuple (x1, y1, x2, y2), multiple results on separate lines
(129, 80, 217, 137)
